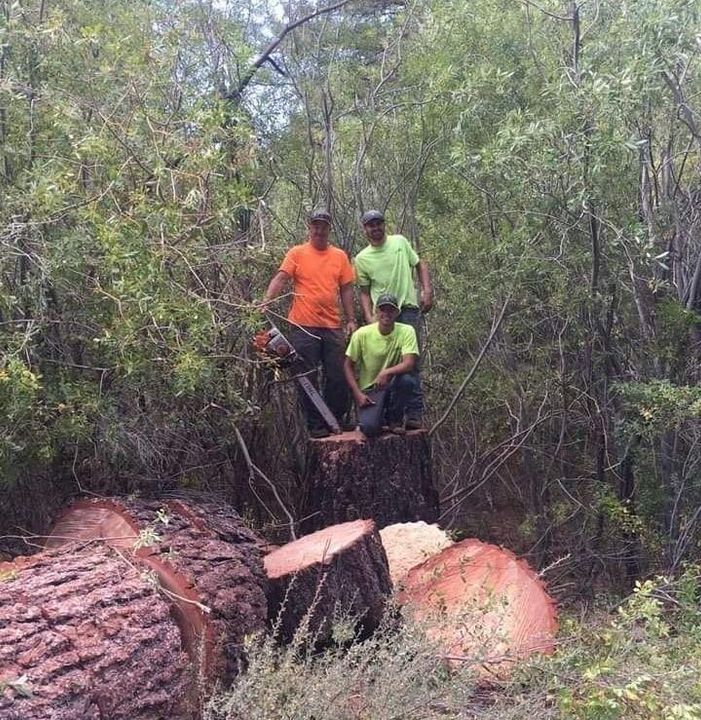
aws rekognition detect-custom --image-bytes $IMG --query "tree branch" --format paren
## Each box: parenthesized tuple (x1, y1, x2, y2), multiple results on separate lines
(227, 0, 358, 101)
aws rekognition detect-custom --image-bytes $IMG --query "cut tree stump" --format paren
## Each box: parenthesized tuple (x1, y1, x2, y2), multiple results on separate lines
(44, 497, 268, 700)
(379, 521, 454, 586)
(0, 544, 190, 720)
(303, 430, 438, 532)
(398, 538, 558, 679)
(264, 519, 392, 644)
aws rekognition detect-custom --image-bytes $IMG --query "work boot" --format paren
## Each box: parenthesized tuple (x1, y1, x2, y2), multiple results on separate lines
(405, 417, 423, 431)
(309, 426, 331, 439)
(388, 421, 406, 435)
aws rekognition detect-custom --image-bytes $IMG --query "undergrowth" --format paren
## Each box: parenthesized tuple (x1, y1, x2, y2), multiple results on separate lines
(206, 569, 701, 720)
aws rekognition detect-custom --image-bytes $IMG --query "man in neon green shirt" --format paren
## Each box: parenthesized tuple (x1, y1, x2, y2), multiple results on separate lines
(354, 209, 432, 428)
(344, 293, 419, 437)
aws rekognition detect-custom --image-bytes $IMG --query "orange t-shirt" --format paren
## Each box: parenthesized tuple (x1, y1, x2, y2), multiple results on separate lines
(279, 242, 354, 328)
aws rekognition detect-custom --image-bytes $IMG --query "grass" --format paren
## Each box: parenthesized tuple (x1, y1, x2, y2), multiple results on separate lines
(205, 571, 701, 720)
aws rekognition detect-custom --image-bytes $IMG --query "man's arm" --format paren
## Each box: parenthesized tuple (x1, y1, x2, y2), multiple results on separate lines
(262, 270, 291, 304)
(374, 354, 417, 389)
(344, 356, 374, 407)
(339, 282, 357, 335)
(416, 260, 433, 313)
(359, 286, 374, 324)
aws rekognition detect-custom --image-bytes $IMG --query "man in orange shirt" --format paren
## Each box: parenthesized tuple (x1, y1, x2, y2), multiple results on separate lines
(262, 210, 356, 438)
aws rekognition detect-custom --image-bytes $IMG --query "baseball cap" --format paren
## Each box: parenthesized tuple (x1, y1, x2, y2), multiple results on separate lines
(308, 209, 332, 225)
(376, 292, 400, 310)
(360, 209, 385, 225)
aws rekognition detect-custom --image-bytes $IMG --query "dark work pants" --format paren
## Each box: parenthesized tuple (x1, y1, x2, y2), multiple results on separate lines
(396, 307, 424, 419)
(357, 374, 419, 437)
(289, 326, 349, 430)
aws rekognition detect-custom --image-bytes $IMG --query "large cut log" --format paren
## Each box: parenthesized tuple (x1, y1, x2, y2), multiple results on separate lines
(303, 430, 438, 532)
(44, 497, 268, 699)
(0, 545, 190, 720)
(379, 521, 454, 586)
(264, 519, 392, 644)
(399, 538, 558, 679)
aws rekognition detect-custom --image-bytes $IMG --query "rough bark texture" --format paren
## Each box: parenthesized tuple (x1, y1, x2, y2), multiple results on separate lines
(302, 430, 438, 532)
(399, 538, 558, 678)
(264, 519, 392, 644)
(0, 545, 190, 720)
(45, 497, 268, 699)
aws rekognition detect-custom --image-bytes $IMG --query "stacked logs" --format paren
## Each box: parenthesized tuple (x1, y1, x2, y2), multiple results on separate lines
(1, 498, 391, 720)
(1, 501, 558, 719)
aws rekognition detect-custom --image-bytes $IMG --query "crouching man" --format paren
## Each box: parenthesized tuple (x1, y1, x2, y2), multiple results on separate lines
(344, 293, 420, 437)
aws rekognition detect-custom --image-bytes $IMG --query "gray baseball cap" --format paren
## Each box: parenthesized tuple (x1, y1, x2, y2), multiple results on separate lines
(376, 292, 400, 310)
(360, 209, 385, 225)
(308, 209, 332, 225)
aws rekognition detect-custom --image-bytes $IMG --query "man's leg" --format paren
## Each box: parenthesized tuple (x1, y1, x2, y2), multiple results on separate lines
(397, 307, 424, 422)
(357, 387, 388, 437)
(386, 374, 418, 428)
(319, 328, 350, 424)
(288, 326, 325, 432)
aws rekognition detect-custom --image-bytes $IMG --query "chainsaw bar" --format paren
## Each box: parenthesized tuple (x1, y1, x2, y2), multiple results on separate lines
(294, 373, 341, 434)
(254, 324, 342, 434)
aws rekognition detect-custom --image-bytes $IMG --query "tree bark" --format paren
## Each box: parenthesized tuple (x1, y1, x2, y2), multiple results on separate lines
(302, 430, 438, 532)
(264, 519, 392, 644)
(44, 497, 268, 700)
(0, 545, 191, 720)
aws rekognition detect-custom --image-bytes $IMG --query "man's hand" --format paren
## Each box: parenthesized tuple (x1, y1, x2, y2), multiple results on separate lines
(355, 392, 375, 408)
(419, 287, 433, 313)
(345, 320, 358, 337)
(374, 369, 393, 389)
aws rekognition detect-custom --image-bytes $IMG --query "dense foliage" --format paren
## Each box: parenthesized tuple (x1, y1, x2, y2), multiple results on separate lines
(2, 0, 701, 589)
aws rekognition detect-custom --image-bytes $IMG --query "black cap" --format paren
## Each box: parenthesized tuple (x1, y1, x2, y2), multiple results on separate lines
(376, 292, 400, 310)
(308, 209, 332, 225)
(361, 209, 385, 225)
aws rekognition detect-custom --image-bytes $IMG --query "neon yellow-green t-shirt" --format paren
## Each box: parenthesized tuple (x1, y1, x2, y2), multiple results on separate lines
(346, 322, 419, 390)
(354, 234, 420, 310)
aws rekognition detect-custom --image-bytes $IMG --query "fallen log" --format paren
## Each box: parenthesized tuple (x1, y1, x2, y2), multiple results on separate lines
(264, 519, 392, 644)
(44, 497, 268, 698)
(302, 430, 438, 532)
(379, 521, 454, 586)
(0, 545, 190, 720)
(399, 538, 558, 678)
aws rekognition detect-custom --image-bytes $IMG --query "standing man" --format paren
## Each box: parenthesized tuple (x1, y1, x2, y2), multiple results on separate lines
(262, 209, 356, 439)
(354, 209, 432, 429)
(344, 293, 419, 437)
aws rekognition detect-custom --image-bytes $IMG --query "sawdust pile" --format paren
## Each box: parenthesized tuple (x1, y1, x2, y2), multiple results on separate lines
(379, 521, 454, 585)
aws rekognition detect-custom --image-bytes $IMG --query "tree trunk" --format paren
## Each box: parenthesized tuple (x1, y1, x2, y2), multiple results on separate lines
(0, 545, 191, 720)
(44, 497, 268, 699)
(264, 519, 392, 644)
(302, 430, 438, 532)
(398, 538, 558, 679)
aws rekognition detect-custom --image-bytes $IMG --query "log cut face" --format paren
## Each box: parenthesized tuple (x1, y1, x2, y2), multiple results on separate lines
(399, 539, 558, 678)
(303, 430, 438, 532)
(44, 497, 268, 699)
(264, 520, 392, 644)
(0, 545, 190, 720)
(379, 521, 454, 586)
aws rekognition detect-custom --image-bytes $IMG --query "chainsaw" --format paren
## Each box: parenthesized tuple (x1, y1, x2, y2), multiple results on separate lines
(252, 325, 341, 434)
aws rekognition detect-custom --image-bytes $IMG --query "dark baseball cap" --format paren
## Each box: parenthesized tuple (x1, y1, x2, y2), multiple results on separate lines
(376, 292, 400, 310)
(360, 209, 385, 225)
(308, 209, 332, 225)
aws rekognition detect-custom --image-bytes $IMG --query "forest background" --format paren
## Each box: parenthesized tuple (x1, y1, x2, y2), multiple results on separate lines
(2, 0, 701, 603)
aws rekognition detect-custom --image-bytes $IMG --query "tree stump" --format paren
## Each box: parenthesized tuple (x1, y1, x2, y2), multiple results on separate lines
(303, 430, 438, 532)
(0, 545, 190, 720)
(44, 497, 268, 700)
(398, 538, 558, 678)
(264, 519, 392, 644)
